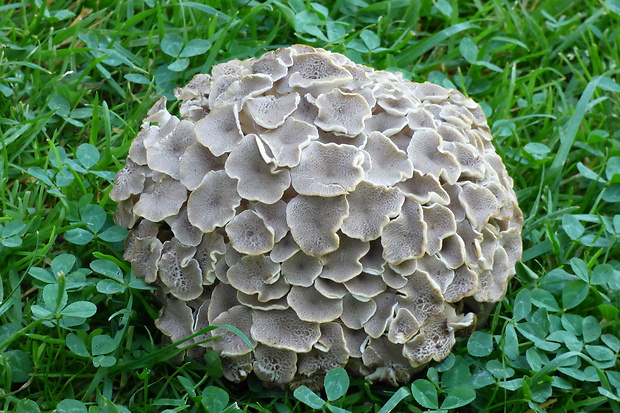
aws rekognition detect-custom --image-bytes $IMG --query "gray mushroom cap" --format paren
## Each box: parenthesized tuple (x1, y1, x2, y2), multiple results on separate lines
(314, 277, 348, 299)
(128, 232, 163, 284)
(128, 123, 152, 166)
(155, 298, 195, 348)
(186, 170, 241, 233)
(225, 134, 291, 204)
(381, 197, 428, 264)
(146, 119, 197, 180)
(287, 285, 343, 323)
(281, 251, 323, 287)
(237, 292, 289, 311)
(210, 305, 256, 356)
(341, 181, 404, 242)
(208, 283, 241, 324)
(179, 143, 225, 191)
(194, 104, 243, 156)
(315, 89, 372, 136)
(363, 131, 414, 186)
(290, 93, 320, 124)
(458, 183, 500, 231)
(250, 308, 321, 352)
(345, 272, 387, 300)
(194, 232, 226, 285)
(192, 300, 212, 347)
(133, 176, 187, 222)
(363, 336, 415, 386)
(397, 170, 450, 205)
(387, 307, 421, 344)
(298, 322, 350, 377)
(397, 270, 445, 325)
(253, 345, 297, 385)
(319, 236, 369, 283)
(113, 197, 139, 229)
(363, 292, 398, 339)
(286, 194, 349, 257)
(341, 294, 377, 329)
(290, 141, 365, 196)
(407, 129, 461, 185)
(226, 255, 285, 301)
(285, 51, 353, 94)
(255, 201, 289, 243)
(109, 158, 148, 202)
(444, 265, 478, 303)
(422, 203, 457, 255)
(403, 306, 475, 367)
(165, 207, 203, 247)
(244, 92, 300, 129)
(259, 117, 318, 168)
(141, 103, 181, 158)
(225, 210, 275, 255)
(221, 354, 253, 383)
(251, 51, 288, 80)
(363, 111, 408, 137)
(210, 73, 273, 108)
(158, 238, 203, 301)
(380, 265, 409, 290)
(270, 233, 300, 263)
(407, 107, 437, 130)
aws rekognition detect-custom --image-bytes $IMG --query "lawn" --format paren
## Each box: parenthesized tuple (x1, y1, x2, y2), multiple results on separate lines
(1, 0, 619, 412)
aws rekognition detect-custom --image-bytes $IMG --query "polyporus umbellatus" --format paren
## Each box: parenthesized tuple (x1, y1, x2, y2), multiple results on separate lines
(111, 45, 523, 388)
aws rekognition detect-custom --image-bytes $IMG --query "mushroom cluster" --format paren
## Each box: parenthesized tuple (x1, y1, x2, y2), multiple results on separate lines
(111, 45, 523, 388)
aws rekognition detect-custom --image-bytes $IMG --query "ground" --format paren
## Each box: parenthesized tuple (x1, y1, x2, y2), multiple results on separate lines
(0, 1, 619, 412)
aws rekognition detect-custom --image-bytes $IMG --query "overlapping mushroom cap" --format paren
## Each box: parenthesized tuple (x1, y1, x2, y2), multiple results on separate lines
(112, 45, 523, 388)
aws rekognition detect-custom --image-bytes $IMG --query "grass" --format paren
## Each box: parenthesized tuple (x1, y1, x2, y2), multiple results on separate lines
(1, 0, 619, 412)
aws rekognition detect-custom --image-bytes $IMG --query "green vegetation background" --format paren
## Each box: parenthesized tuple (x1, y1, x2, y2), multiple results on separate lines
(1, 0, 619, 412)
